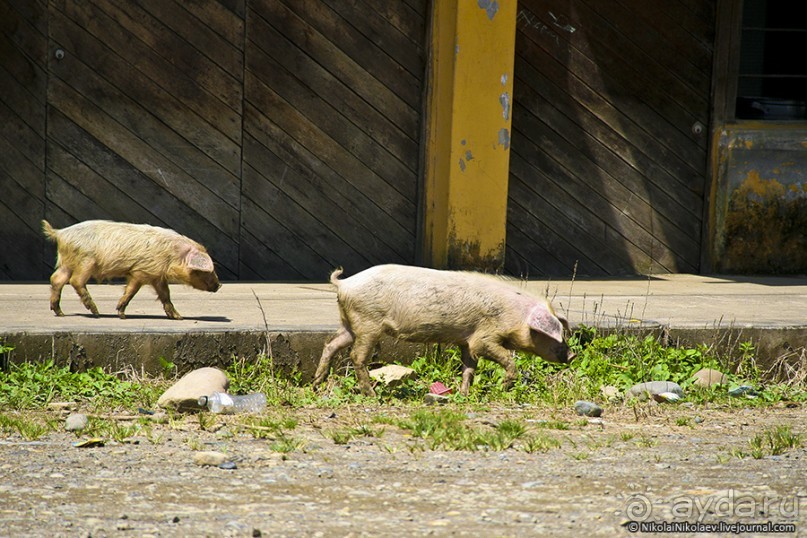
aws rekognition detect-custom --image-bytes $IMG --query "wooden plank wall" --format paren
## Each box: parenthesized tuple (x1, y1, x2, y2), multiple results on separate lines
(0, 0, 48, 279)
(0, 0, 426, 282)
(241, 0, 425, 279)
(45, 0, 244, 280)
(505, 0, 715, 277)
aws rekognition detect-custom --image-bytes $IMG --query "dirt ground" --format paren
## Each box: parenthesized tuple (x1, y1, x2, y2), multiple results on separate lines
(0, 402, 805, 538)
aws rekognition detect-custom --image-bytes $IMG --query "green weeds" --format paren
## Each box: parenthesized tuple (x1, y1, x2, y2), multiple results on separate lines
(732, 425, 802, 459)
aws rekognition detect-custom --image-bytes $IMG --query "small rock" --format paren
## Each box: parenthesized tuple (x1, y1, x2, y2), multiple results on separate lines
(218, 461, 238, 470)
(317, 468, 335, 479)
(193, 451, 229, 467)
(600, 385, 621, 401)
(574, 400, 602, 417)
(369, 365, 417, 387)
(65, 413, 89, 432)
(628, 381, 684, 401)
(692, 368, 727, 388)
(157, 367, 229, 412)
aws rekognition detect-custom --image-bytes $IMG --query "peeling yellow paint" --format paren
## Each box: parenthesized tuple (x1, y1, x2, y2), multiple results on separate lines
(740, 170, 785, 198)
(420, 0, 517, 270)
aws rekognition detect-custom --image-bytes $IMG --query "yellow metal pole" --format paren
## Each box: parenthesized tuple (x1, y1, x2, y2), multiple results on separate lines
(420, 0, 517, 271)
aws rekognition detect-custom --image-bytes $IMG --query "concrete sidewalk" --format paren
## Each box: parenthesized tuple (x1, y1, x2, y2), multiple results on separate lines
(2, 274, 806, 376)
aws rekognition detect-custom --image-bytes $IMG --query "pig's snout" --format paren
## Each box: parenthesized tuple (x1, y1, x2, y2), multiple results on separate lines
(552, 342, 574, 364)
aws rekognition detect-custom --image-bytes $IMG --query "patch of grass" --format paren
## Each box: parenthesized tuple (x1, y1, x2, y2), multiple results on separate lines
(536, 420, 571, 430)
(89, 418, 142, 443)
(735, 425, 802, 459)
(635, 435, 658, 448)
(0, 360, 161, 410)
(238, 415, 298, 440)
(269, 432, 304, 453)
(394, 410, 527, 451)
(0, 413, 56, 440)
(675, 417, 693, 427)
(520, 433, 561, 453)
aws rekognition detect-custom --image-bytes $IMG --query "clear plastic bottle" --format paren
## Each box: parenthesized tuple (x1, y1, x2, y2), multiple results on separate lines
(198, 392, 267, 414)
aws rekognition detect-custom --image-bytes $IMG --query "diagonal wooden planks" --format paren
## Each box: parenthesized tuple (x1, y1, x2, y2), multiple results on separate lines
(506, 0, 714, 276)
(241, 0, 424, 279)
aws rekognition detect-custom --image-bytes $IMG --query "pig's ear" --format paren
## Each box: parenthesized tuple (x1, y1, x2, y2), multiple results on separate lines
(185, 248, 214, 272)
(527, 305, 564, 342)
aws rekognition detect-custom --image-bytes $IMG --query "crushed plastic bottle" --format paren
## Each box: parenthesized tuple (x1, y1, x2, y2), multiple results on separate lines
(198, 392, 267, 414)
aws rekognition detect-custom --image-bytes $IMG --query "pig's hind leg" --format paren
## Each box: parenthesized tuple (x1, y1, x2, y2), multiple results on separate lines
(116, 278, 143, 319)
(69, 263, 100, 317)
(348, 334, 379, 396)
(313, 326, 354, 387)
(459, 344, 478, 396)
(49, 266, 71, 316)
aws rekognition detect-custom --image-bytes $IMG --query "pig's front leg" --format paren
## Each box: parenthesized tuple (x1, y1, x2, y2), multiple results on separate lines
(152, 280, 182, 320)
(469, 337, 518, 390)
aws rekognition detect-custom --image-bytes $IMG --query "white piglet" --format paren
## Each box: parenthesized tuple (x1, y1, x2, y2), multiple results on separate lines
(314, 264, 572, 396)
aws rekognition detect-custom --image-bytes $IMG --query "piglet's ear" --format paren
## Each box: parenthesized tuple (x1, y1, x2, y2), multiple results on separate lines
(527, 305, 563, 342)
(185, 248, 214, 272)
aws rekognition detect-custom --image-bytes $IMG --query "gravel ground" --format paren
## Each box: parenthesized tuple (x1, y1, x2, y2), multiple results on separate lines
(1, 403, 805, 537)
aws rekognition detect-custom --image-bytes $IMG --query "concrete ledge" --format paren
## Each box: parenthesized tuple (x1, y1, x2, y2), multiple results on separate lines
(2, 276, 807, 378)
(3, 325, 806, 382)
(2, 330, 431, 382)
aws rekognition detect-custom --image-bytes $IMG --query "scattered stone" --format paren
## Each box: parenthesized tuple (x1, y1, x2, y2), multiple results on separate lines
(600, 385, 621, 401)
(218, 461, 238, 470)
(424, 393, 450, 405)
(193, 451, 229, 467)
(65, 413, 88, 432)
(574, 400, 602, 417)
(692, 368, 727, 388)
(369, 365, 417, 387)
(157, 367, 229, 412)
(627, 381, 684, 401)
(694, 416, 704, 424)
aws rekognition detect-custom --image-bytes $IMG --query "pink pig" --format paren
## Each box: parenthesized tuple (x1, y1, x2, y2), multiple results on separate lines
(314, 264, 572, 396)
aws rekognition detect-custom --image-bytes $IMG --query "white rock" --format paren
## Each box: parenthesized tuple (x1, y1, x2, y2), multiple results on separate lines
(65, 413, 88, 432)
(691, 368, 727, 388)
(628, 381, 684, 401)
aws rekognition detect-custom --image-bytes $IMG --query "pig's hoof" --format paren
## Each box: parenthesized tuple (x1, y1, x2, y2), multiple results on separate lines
(117, 311, 127, 320)
(53, 311, 65, 317)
